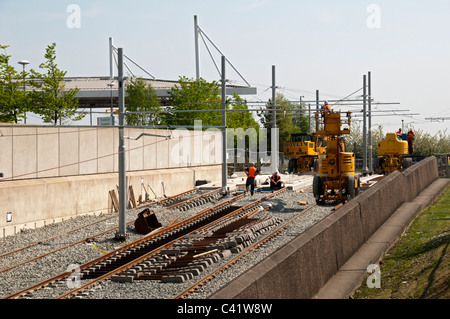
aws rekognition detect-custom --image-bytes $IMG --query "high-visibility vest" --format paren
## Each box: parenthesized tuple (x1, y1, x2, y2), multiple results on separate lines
(248, 166, 257, 178)
(272, 174, 280, 182)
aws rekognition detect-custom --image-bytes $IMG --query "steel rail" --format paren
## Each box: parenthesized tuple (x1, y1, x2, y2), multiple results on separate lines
(56, 190, 286, 299)
(0, 188, 217, 274)
(55, 193, 250, 299)
(174, 200, 318, 299)
(2, 190, 236, 299)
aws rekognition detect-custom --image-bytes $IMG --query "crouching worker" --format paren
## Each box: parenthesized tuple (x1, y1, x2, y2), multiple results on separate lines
(270, 171, 284, 191)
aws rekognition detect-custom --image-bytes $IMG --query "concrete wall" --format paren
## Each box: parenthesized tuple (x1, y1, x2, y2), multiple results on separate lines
(0, 165, 222, 238)
(0, 126, 222, 181)
(0, 125, 224, 238)
(210, 156, 441, 299)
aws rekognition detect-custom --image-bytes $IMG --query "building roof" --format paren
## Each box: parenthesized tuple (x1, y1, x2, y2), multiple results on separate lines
(62, 76, 257, 108)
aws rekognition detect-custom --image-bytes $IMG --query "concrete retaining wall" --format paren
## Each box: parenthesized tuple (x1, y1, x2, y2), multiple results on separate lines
(0, 165, 221, 238)
(0, 126, 222, 181)
(210, 156, 440, 299)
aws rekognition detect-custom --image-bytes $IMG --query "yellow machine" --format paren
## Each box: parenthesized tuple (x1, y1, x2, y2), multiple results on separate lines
(313, 111, 360, 203)
(376, 133, 412, 174)
(284, 133, 326, 173)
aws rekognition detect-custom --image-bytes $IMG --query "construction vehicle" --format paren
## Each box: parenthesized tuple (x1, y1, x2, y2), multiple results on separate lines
(313, 111, 360, 203)
(283, 133, 326, 173)
(376, 132, 412, 174)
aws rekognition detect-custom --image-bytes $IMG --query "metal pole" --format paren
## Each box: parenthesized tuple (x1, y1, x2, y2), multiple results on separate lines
(368, 71, 372, 173)
(109, 37, 113, 80)
(271, 65, 278, 173)
(22, 64, 27, 124)
(221, 56, 227, 195)
(316, 90, 319, 112)
(194, 15, 200, 80)
(362, 74, 368, 174)
(308, 103, 311, 133)
(115, 48, 127, 241)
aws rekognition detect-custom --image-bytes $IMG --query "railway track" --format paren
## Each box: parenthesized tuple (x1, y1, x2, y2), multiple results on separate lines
(173, 201, 319, 299)
(1, 174, 384, 299)
(0, 188, 220, 275)
(4, 189, 286, 299)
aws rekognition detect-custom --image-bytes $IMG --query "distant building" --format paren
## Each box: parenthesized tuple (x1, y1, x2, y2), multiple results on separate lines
(62, 77, 257, 109)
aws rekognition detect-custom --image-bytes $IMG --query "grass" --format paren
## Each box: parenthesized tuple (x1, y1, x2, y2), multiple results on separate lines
(352, 185, 450, 299)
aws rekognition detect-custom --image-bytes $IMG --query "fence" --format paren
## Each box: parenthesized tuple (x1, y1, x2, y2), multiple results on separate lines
(435, 153, 450, 178)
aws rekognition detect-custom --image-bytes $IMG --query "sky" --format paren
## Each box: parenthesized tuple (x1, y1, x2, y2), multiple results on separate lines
(1, 0, 449, 136)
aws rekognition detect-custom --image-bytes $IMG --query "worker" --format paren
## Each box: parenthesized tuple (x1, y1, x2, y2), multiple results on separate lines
(396, 128, 402, 140)
(322, 101, 331, 114)
(245, 163, 259, 196)
(407, 128, 415, 154)
(270, 170, 284, 191)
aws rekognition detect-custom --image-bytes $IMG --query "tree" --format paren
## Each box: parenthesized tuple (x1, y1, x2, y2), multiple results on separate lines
(167, 76, 221, 127)
(125, 77, 162, 126)
(409, 128, 450, 156)
(226, 93, 259, 130)
(29, 43, 82, 125)
(343, 124, 450, 159)
(257, 93, 308, 151)
(0, 44, 30, 123)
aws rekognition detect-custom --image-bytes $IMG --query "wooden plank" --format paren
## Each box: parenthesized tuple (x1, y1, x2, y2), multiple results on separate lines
(109, 190, 119, 212)
(129, 185, 137, 208)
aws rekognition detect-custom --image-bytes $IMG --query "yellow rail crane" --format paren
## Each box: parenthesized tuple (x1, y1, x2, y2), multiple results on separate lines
(376, 133, 413, 174)
(313, 111, 360, 203)
(283, 133, 326, 174)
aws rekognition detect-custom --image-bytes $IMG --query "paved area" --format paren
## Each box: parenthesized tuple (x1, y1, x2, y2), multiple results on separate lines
(198, 172, 313, 193)
(313, 178, 449, 299)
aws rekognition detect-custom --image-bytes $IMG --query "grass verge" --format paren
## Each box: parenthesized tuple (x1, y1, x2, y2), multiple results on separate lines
(352, 185, 449, 299)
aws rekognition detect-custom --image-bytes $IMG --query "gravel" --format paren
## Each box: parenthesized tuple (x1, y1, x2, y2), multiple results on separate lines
(0, 176, 336, 299)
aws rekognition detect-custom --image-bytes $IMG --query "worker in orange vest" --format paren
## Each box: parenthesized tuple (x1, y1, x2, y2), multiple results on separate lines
(322, 101, 331, 114)
(270, 170, 284, 191)
(407, 128, 415, 154)
(245, 163, 259, 196)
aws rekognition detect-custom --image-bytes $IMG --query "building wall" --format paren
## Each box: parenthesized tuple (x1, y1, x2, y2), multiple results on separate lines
(0, 125, 223, 237)
(0, 126, 222, 180)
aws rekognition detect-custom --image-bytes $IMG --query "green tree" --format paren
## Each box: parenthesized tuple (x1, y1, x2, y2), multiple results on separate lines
(344, 124, 450, 159)
(257, 93, 307, 151)
(0, 45, 30, 123)
(167, 76, 221, 127)
(226, 93, 259, 130)
(29, 43, 82, 125)
(125, 77, 162, 126)
(410, 129, 450, 156)
(343, 123, 385, 158)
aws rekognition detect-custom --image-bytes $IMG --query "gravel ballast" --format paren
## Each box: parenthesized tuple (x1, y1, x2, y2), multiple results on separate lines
(0, 176, 337, 299)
